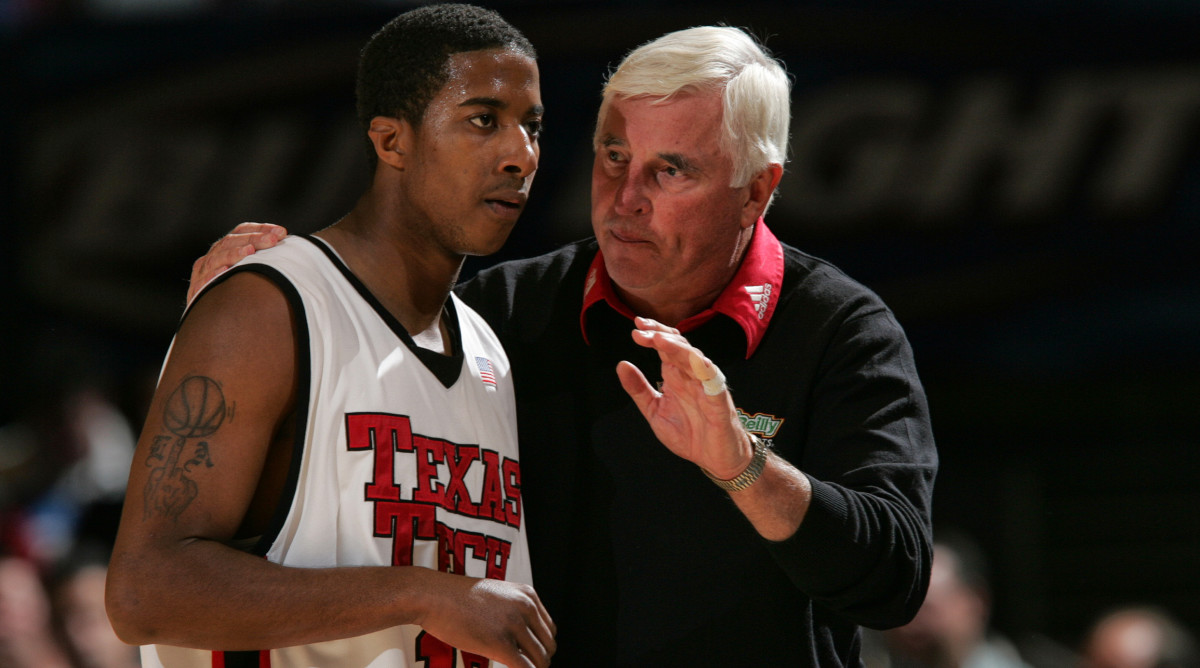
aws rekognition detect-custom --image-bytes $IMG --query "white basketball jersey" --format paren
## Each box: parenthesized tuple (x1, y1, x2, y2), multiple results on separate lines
(142, 236, 531, 668)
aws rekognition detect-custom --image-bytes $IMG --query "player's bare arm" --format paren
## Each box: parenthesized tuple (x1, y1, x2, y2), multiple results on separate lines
(140, 374, 223, 523)
(616, 317, 812, 542)
(107, 273, 555, 667)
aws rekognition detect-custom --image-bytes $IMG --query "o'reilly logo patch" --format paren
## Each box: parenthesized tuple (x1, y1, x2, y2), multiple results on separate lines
(737, 409, 784, 438)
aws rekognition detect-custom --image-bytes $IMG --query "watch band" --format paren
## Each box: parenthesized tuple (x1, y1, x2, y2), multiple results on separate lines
(702, 434, 770, 492)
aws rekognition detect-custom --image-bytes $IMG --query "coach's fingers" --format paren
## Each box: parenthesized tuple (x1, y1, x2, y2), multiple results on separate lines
(229, 221, 287, 237)
(187, 224, 288, 305)
(629, 326, 700, 373)
(230, 222, 289, 249)
(210, 223, 287, 262)
(630, 326, 729, 400)
(687, 351, 727, 396)
(687, 349, 716, 381)
(202, 239, 254, 272)
(633, 316, 679, 335)
(616, 360, 658, 417)
(187, 244, 249, 304)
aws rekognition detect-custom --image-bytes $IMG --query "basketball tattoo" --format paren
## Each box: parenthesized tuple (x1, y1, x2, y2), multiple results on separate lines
(144, 375, 223, 521)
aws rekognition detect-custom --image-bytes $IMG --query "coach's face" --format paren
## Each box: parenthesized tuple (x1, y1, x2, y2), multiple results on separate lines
(590, 91, 773, 322)
(400, 48, 543, 258)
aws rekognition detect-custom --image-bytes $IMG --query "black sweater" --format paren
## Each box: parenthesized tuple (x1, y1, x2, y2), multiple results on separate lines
(457, 237, 937, 666)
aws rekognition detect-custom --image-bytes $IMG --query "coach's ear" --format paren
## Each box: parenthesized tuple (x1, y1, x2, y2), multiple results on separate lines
(368, 116, 412, 171)
(740, 163, 784, 228)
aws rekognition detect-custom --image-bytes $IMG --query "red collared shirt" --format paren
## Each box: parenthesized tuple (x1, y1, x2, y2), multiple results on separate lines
(580, 218, 784, 358)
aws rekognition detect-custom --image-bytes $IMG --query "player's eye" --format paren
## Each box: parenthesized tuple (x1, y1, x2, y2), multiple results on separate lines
(470, 114, 496, 129)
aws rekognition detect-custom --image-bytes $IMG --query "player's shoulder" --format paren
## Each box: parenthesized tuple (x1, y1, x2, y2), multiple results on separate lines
(177, 259, 302, 362)
(186, 235, 324, 319)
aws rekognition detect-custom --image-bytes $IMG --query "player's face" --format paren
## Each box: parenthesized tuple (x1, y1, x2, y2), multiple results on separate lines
(591, 91, 755, 315)
(404, 48, 542, 257)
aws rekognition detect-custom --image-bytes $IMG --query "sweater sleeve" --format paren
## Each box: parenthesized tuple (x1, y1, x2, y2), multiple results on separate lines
(765, 305, 937, 630)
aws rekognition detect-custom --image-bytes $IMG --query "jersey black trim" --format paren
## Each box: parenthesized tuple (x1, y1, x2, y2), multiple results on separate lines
(302, 235, 464, 389)
(217, 650, 266, 667)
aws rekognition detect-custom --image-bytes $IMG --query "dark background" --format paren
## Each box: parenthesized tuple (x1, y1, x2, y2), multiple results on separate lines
(3, 0, 1198, 658)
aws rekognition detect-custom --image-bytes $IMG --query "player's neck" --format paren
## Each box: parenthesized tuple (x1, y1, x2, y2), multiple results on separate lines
(316, 206, 461, 339)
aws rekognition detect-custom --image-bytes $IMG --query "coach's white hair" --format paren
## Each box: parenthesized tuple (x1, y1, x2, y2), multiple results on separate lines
(595, 26, 791, 197)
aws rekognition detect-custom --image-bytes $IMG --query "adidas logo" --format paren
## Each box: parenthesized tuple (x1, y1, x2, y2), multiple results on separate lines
(744, 283, 773, 319)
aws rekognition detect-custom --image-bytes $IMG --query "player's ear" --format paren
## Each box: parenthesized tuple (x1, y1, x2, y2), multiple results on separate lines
(368, 116, 412, 171)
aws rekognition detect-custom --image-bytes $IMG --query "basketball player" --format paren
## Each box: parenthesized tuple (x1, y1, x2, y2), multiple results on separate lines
(188, 24, 937, 667)
(105, 6, 554, 668)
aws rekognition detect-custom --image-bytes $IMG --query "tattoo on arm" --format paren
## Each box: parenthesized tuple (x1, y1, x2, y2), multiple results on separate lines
(143, 376, 225, 522)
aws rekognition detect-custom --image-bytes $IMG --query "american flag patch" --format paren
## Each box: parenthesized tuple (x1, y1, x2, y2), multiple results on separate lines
(475, 356, 497, 388)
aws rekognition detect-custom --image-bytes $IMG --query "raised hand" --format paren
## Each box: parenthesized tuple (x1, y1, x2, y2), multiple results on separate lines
(187, 222, 288, 304)
(615, 317, 755, 481)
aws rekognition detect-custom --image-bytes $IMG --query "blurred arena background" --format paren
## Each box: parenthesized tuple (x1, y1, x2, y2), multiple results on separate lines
(2, 0, 1198, 662)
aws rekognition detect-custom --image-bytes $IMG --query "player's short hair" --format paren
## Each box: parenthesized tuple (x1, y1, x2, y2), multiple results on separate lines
(356, 4, 536, 131)
(595, 26, 790, 205)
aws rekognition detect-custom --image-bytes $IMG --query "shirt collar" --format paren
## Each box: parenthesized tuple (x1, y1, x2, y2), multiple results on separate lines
(580, 218, 784, 358)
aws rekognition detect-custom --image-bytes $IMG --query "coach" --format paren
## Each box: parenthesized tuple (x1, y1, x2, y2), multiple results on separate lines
(192, 23, 938, 667)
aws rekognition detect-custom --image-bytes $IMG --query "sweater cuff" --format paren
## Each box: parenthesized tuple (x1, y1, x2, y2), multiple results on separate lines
(764, 474, 860, 594)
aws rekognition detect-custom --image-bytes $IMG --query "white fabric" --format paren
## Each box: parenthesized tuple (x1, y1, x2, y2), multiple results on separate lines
(143, 236, 530, 668)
